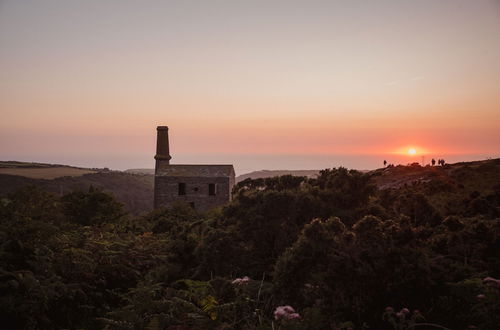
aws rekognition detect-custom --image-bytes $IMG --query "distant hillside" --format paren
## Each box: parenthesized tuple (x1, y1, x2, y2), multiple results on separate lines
(0, 161, 153, 214)
(125, 168, 155, 175)
(236, 170, 320, 182)
(0, 160, 80, 168)
(0, 167, 97, 179)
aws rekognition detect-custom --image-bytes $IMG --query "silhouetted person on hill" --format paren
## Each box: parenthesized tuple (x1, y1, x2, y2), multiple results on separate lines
(431, 158, 436, 166)
(441, 159, 446, 166)
(384, 160, 387, 167)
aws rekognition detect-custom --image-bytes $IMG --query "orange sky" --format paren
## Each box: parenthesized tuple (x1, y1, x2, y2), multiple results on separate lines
(0, 0, 499, 173)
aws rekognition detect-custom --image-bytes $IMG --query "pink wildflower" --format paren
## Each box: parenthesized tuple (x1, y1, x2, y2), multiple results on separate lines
(483, 277, 500, 288)
(231, 276, 250, 285)
(274, 305, 300, 321)
(476, 294, 486, 300)
(396, 312, 404, 318)
(401, 308, 410, 314)
(385, 306, 394, 313)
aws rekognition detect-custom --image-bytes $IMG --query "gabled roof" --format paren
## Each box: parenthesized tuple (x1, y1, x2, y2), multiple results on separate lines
(156, 164, 235, 177)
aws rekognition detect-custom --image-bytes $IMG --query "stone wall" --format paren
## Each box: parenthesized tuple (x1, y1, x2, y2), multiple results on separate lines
(154, 176, 232, 211)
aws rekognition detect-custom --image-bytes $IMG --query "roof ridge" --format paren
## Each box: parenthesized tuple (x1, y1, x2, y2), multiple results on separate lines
(156, 164, 235, 177)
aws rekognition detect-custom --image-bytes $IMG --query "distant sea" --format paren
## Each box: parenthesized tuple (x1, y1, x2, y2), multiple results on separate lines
(4, 153, 497, 176)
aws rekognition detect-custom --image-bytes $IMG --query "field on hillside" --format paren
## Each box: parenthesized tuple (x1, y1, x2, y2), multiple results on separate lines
(125, 168, 155, 175)
(0, 167, 97, 179)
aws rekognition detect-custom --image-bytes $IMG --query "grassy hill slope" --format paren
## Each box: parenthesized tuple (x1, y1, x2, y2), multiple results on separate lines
(371, 158, 500, 216)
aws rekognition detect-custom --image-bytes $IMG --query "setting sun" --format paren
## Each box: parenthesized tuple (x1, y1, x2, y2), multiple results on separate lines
(407, 148, 417, 155)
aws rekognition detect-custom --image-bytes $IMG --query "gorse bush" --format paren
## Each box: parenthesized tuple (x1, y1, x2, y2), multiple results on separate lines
(0, 164, 499, 329)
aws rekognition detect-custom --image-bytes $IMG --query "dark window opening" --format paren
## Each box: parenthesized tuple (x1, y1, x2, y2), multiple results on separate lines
(193, 187, 199, 192)
(178, 183, 186, 195)
(209, 183, 217, 196)
(189, 202, 195, 209)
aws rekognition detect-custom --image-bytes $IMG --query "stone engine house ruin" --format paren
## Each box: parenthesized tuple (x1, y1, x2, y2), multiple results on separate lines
(153, 126, 235, 211)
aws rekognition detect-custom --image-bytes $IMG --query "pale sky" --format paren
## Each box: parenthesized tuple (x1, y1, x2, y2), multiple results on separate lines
(1, 0, 499, 173)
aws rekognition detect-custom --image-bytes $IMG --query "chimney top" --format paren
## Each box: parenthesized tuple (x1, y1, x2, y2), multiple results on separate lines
(155, 125, 171, 163)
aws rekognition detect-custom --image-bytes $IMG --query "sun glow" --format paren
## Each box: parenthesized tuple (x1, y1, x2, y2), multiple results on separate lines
(391, 146, 432, 156)
(407, 148, 417, 155)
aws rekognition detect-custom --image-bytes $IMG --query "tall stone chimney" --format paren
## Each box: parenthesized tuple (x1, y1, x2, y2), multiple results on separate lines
(155, 126, 171, 169)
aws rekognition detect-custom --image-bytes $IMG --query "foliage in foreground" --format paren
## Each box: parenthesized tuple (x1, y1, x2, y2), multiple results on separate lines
(0, 162, 499, 329)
